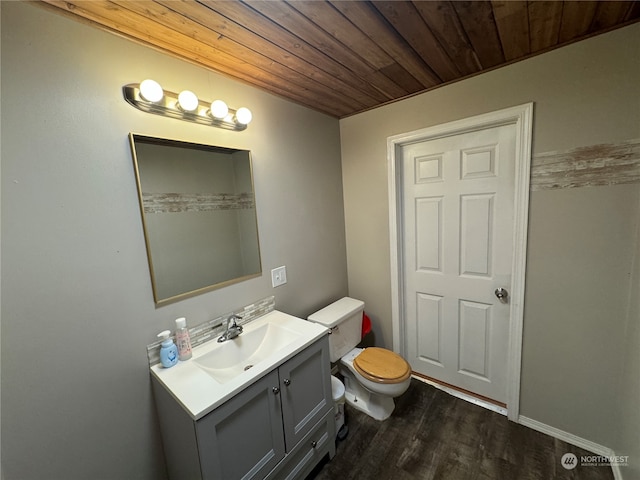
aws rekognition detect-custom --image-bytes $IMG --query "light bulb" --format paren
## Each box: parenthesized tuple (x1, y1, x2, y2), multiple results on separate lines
(235, 107, 252, 125)
(177, 90, 199, 112)
(139, 79, 163, 103)
(210, 100, 229, 119)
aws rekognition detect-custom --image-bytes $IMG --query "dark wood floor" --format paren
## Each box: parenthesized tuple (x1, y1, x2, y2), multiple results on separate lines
(308, 379, 613, 480)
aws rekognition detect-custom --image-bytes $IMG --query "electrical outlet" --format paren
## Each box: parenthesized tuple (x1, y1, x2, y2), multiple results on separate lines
(271, 266, 287, 288)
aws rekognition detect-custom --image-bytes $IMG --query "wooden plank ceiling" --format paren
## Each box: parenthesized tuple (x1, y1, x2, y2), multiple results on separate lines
(40, 0, 640, 118)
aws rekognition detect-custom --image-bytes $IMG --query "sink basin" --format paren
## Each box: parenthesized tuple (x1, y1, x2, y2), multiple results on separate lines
(194, 322, 300, 383)
(150, 309, 329, 419)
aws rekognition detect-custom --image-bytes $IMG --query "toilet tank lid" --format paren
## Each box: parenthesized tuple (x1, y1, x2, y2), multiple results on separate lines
(307, 297, 365, 328)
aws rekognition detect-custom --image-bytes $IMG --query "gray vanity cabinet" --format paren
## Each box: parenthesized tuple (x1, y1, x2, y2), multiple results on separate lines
(279, 337, 332, 451)
(196, 369, 285, 480)
(152, 335, 335, 480)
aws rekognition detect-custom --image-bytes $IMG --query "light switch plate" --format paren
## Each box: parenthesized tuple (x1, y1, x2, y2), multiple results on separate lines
(271, 266, 287, 288)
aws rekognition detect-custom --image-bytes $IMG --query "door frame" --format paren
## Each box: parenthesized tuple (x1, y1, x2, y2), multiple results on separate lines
(387, 103, 533, 421)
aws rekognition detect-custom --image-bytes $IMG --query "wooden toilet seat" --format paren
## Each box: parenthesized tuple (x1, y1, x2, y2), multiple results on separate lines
(353, 347, 411, 384)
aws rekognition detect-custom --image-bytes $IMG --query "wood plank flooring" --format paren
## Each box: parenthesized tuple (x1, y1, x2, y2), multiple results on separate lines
(308, 379, 613, 480)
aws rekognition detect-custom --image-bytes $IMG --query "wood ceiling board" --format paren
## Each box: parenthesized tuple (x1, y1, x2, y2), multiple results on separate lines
(413, 1, 482, 77)
(283, 1, 394, 71)
(146, 0, 366, 114)
(329, 0, 441, 88)
(591, 1, 637, 30)
(528, 1, 563, 53)
(201, 0, 382, 108)
(492, 1, 530, 61)
(243, 0, 407, 101)
(452, 0, 505, 69)
(35, 0, 640, 119)
(372, 1, 461, 82)
(378, 62, 424, 95)
(558, 1, 599, 43)
(45, 0, 352, 117)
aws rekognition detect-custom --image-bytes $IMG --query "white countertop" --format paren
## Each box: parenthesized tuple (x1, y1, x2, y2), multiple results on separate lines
(150, 310, 329, 420)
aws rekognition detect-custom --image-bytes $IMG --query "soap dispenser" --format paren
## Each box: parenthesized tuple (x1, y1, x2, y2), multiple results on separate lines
(157, 330, 178, 368)
(175, 317, 192, 361)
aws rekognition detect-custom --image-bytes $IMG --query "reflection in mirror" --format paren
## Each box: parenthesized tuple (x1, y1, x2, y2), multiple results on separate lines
(129, 134, 261, 306)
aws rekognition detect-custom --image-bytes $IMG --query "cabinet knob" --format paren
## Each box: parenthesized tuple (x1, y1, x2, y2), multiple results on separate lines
(272, 386, 280, 395)
(283, 378, 291, 386)
(311, 441, 317, 449)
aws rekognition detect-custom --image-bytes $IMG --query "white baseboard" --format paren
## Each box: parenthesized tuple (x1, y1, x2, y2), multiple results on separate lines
(518, 415, 624, 480)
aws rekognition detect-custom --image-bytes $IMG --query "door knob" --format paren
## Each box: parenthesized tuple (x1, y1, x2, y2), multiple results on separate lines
(283, 378, 291, 386)
(272, 386, 280, 395)
(494, 288, 509, 302)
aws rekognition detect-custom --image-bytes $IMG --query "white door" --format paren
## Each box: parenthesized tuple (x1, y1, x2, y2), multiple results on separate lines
(401, 124, 516, 404)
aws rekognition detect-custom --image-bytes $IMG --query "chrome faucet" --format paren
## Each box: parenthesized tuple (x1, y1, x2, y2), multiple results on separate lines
(217, 314, 243, 342)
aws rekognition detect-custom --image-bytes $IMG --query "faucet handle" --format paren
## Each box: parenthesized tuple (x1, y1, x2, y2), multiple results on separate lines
(228, 313, 243, 327)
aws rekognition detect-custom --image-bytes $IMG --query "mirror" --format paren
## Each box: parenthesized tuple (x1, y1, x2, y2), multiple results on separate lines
(129, 133, 261, 306)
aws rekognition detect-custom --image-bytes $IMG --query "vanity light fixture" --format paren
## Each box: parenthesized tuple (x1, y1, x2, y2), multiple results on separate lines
(210, 100, 229, 119)
(177, 90, 199, 112)
(123, 80, 252, 131)
(139, 79, 164, 103)
(236, 107, 253, 125)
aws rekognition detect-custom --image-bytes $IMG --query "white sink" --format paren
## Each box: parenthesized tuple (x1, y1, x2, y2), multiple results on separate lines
(150, 310, 329, 419)
(194, 322, 300, 383)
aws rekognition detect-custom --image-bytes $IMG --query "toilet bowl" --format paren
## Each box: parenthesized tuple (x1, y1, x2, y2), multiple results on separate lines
(339, 347, 411, 420)
(307, 297, 412, 421)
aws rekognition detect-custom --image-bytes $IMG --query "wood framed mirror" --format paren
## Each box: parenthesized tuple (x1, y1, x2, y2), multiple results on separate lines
(129, 133, 261, 306)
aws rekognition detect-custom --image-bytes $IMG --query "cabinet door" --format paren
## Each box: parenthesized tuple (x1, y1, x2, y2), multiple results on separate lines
(279, 336, 332, 450)
(196, 370, 285, 480)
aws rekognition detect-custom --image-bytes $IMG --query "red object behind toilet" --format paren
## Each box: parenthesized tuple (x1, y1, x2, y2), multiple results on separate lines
(362, 312, 372, 338)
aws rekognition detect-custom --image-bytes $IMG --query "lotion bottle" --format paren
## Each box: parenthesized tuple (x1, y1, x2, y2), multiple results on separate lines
(175, 317, 193, 361)
(157, 330, 179, 368)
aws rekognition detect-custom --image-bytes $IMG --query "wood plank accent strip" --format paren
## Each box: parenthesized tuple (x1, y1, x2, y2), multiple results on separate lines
(531, 139, 640, 191)
(142, 192, 255, 213)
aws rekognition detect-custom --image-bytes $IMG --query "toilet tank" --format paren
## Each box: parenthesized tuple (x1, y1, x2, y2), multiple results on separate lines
(308, 297, 365, 362)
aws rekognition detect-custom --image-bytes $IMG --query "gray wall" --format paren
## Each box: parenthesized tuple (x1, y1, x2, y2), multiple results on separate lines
(1, 3, 347, 479)
(2, 2, 638, 479)
(616, 195, 640, 477)
(340, 20, 639, 472)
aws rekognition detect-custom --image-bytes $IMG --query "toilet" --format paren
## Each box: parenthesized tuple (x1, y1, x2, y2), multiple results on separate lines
(308, 297, 411, 421)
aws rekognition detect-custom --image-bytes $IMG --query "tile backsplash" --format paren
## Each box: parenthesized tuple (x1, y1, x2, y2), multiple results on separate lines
(146, 296, 275, 367)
